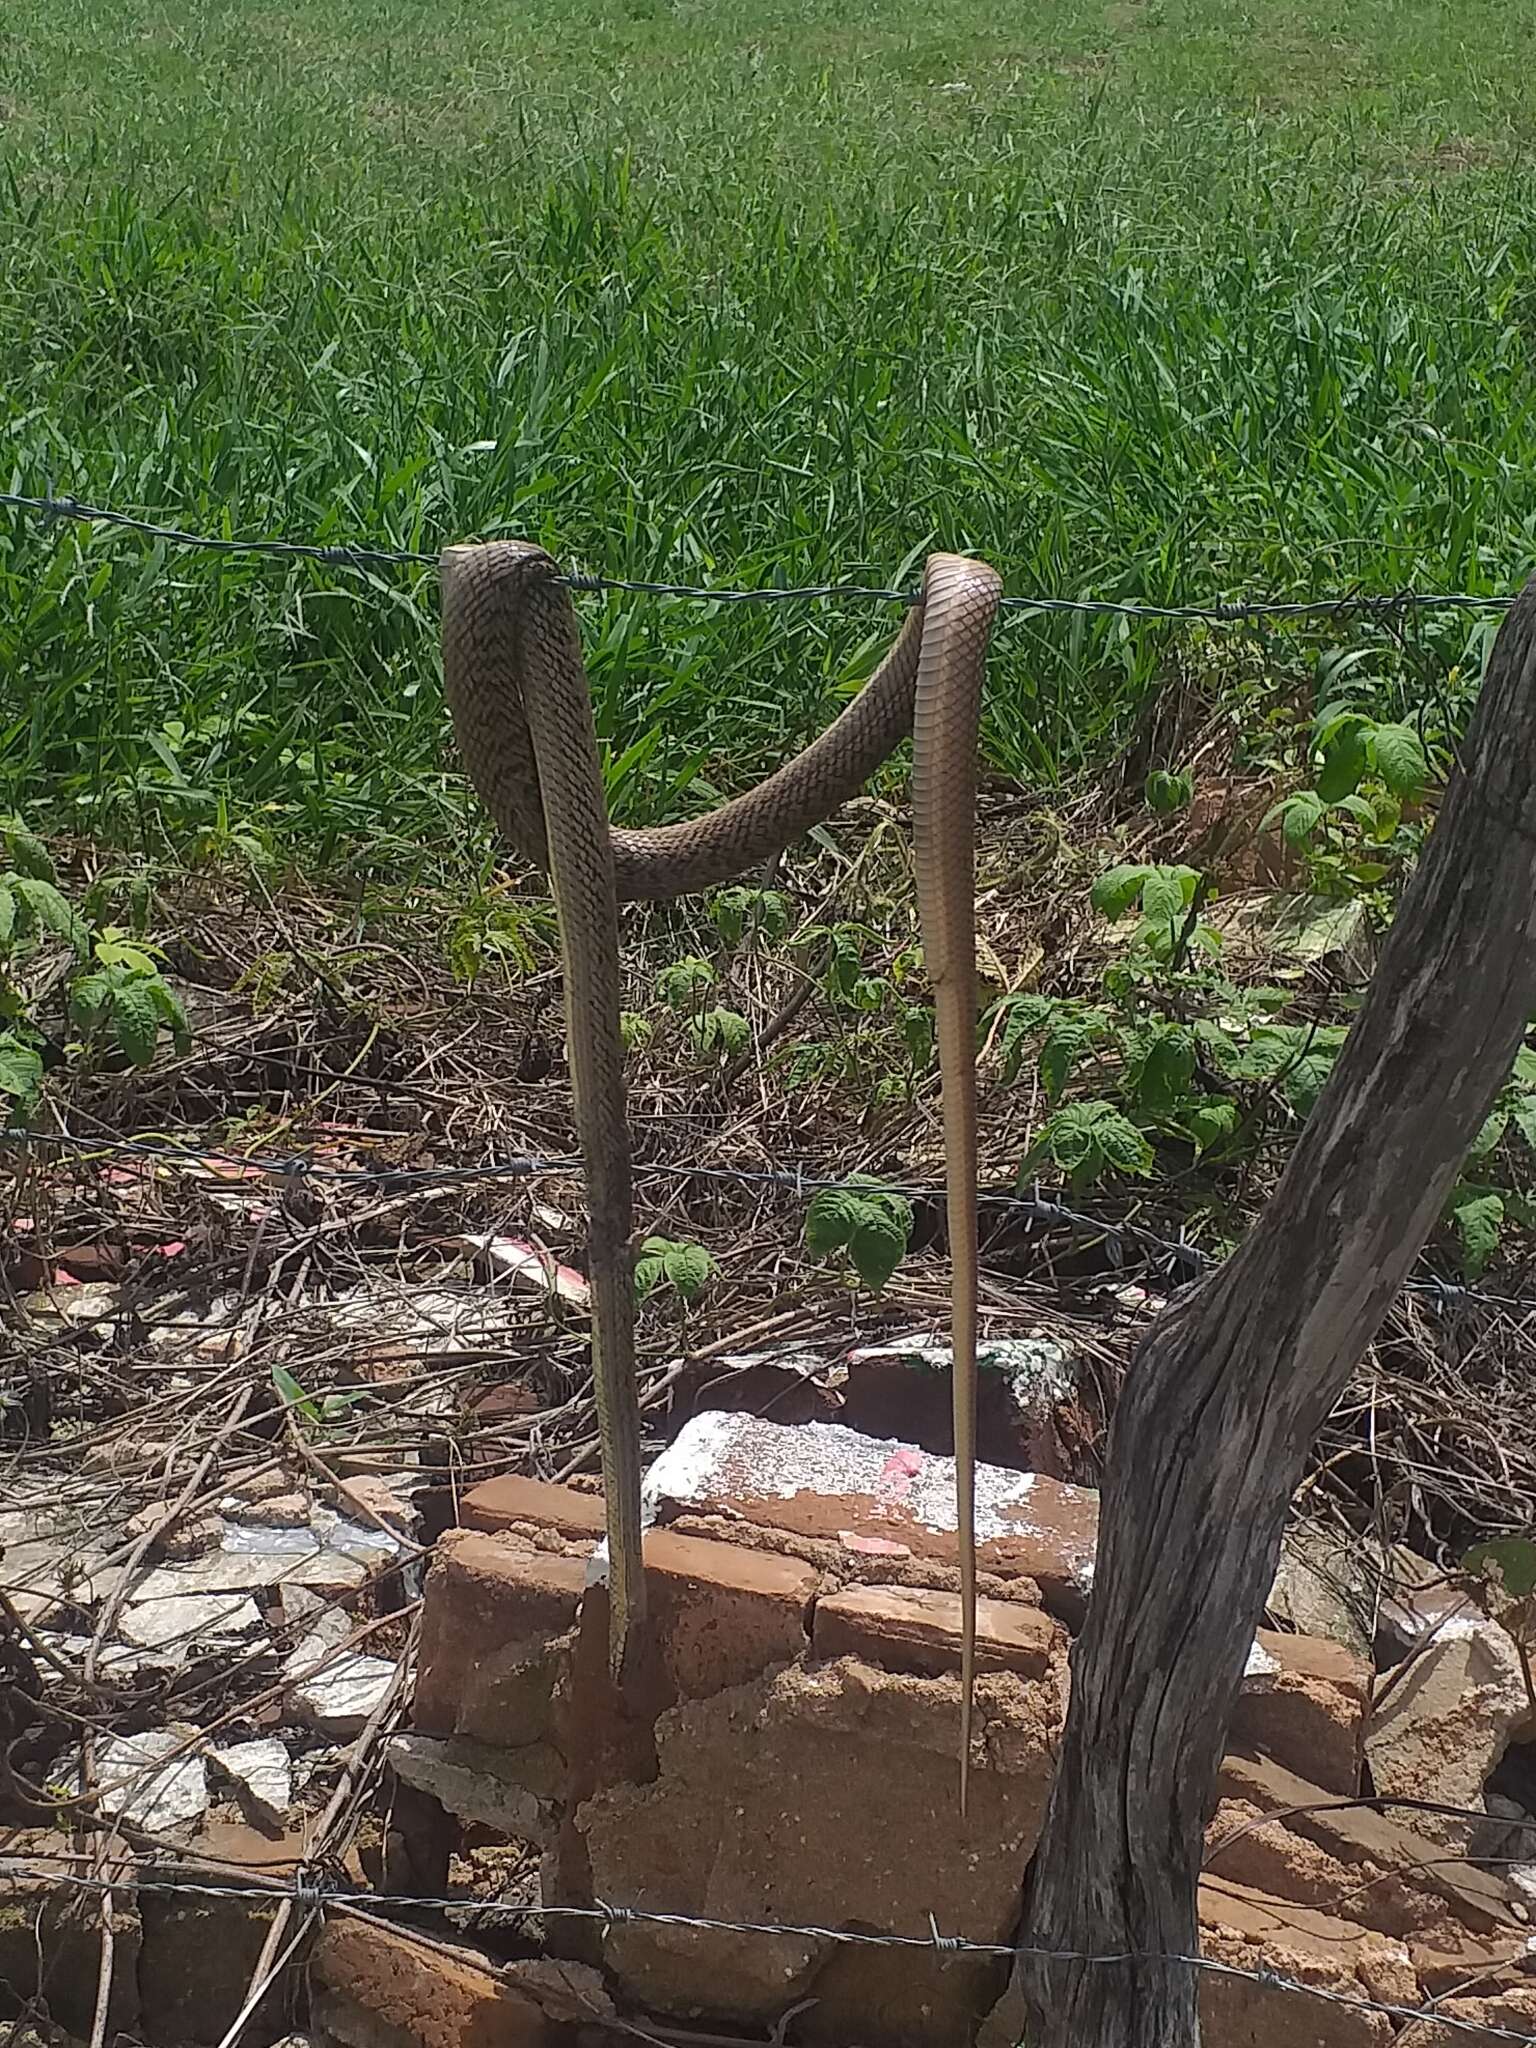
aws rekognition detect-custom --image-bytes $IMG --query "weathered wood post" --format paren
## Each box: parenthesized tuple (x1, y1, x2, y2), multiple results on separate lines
(1012, 576, 1536, 2047)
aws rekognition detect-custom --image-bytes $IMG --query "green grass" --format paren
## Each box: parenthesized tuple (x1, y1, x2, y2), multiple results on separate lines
(2, 0, 1535, 871)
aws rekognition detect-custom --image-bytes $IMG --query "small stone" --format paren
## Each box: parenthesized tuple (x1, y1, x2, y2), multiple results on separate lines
(93, 1729, 208, 1832)
(287, 1633, 397, 1736)
(334, 1473, 420, 1538)
(209, 1738, 292, 1823)
(223, 1491, 311, 1528)
(120, 1586, 266, 1649)
(1367, 1618, 1533, 1852)
(125, 1504, 223, 1560)
(387, 1732, 557, 1841)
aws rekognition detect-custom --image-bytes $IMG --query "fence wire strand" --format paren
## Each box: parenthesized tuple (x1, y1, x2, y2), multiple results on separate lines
(4, 1122, 1534, 1314)
(0, 489, 1519, 622)
(3, 1862, 1534, 2041)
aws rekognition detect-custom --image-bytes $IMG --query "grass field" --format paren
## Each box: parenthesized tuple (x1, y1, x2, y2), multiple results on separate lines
(3, 0, 1535, 868)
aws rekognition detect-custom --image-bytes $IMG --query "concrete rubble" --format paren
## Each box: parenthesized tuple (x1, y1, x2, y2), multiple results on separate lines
(7, 1392, 1535, 2048)
(310, 1407, 1530, 2048)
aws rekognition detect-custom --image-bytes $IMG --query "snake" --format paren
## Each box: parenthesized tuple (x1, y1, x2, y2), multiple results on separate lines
(440, 540, 1001, 1809)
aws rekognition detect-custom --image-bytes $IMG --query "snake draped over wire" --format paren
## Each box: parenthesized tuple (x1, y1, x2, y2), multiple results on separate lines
(441, 540, 1000, 1810)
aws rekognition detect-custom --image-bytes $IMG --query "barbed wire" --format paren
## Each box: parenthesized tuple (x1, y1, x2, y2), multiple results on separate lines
(4, 1860, 1533, 2040)
(4, 1121, 1533, 1314)
(0, 489, 1519, 622)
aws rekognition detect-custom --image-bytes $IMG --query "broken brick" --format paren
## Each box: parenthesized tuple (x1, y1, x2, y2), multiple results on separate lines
(813, 1582, 1062, 1680)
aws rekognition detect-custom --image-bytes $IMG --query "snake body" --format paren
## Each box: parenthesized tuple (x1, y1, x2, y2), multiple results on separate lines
(441, 540, 1000, 1806)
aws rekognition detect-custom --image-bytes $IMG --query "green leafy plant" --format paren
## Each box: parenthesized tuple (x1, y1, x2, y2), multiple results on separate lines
(1436, 1046, 1536, 1275)
(446, 893, 556, 983)
(0, 821, 190, 1113)
(1145, 768, 1193, 814)
(1019, 1098, 1154, 1190)
(804, 1176, 913, 1290)
(656, 955, 748, 1059)
(707, 886, 790, 948)
(655, 956, 717, 1008)
(1090, 861, 1220, 965)
(1262, 691, 1442, 901)
(271, 1363, 368, 1432)
(634, 1235, 717, 1303)
(69, 929, 190, 1068)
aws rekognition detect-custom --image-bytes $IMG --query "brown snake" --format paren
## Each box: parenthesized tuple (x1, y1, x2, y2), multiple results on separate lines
(440, 540, 1001, 1808)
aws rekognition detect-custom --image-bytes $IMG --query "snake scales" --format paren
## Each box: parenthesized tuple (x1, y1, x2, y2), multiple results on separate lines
(440, 540, 1001, 1806)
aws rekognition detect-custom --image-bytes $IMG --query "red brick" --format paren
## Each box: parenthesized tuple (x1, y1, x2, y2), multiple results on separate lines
(415, 1528, 585, 1737)
(813, 1583, 1062, 1679)
(311, 1917, 554, 2048)
(640, 1527, 817, 1700)
(461, 1475, 607, 1543)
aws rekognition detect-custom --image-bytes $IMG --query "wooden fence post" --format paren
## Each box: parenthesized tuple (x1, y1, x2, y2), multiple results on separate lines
(1011, 576, 1536, 2047)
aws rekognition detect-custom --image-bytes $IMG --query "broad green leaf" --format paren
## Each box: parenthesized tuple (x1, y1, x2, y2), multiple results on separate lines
(1316, 727, 1367, 803)
(634, 1255, 665, 1299)
(1086, 1103, 1154, 1179)
(901, 1004, 934, 1071)
(1124, 1024, 1195, 1118)
(0, 1031, 43, 1108)
(663, 1241, 716, 1302)
(111, 978, 161, 1067)
(1512, 1045, 1536, 1089)
(1333, 793, 1377, 827)
(1139, 866, 1189, 928)
(1180, 1097, 1240, 1154)
(12, 878, 87, 955)
(68, 971, 113, 1026)
(1463, 1537, 1536, 1599)
(1511, 1097, 1536, 1151)
(0, 886, 14, 946)
(1282, 1049, 1338, 1117)
(1468, 1110, 1509, 1160)
(149, 981, 192, 1054)
(1193, 1020, 1243, 1072)
(848, 1208, 907, 1290)
(996, 994, 1053, 1082)
(1090, 864, 1153, 920)
(656, 956, 715, 1008)
(1269, 791, 1327, 849)
(1040, 1017, 1093, 1104)
(5, 829, 55, 883)
(805, 1188, 867, 1258)
(619, 1011, 654, 1051)
(96, 936, 161, 974)
(1144, 769, 1191, 814)
(1043, 1103, 1098, 1172)
(1449, 1188, 1504, 1279)
(1368, 723, 1429, 800)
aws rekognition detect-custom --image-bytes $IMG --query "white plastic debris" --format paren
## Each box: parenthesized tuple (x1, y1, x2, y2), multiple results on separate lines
(458, 1232, 589, 1306)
